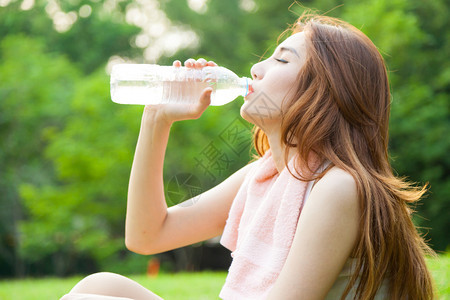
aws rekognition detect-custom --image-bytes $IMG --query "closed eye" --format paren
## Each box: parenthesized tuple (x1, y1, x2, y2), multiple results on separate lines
(274, 58, 289, 63)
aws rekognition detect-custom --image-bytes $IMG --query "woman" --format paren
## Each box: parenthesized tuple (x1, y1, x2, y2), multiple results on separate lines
(62, 12, 435, 300)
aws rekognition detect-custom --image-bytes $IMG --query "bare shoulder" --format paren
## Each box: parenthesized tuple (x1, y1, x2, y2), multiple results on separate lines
(310, 166, 359, 210)
(267, 167, 360, 299)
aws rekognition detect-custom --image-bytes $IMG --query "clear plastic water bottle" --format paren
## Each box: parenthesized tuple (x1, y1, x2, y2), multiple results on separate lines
(110, 64, 252, 106)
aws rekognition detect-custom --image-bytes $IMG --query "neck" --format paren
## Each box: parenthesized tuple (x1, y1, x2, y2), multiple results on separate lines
(265, 129, 297, 173)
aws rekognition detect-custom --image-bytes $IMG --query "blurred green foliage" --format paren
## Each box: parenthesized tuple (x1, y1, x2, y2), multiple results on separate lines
(0, 0, 448, 277)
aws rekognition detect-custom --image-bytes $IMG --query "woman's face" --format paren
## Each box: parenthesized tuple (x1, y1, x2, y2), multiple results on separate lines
(240, 32, 307, 131)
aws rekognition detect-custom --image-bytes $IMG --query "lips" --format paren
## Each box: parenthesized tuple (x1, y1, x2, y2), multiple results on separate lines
(245, 84, 255, 99)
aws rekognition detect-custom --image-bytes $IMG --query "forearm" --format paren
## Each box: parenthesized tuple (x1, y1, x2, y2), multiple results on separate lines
(125, 107, 172, 252)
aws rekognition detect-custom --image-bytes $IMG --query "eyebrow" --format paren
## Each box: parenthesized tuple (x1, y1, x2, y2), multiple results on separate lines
(279, 46, 300, 58)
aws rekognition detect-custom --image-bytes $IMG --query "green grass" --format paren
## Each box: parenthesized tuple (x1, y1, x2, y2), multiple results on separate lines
(0, 254, 448, 300)
(427, 252, 450, 299)
(0, 271, 227, 300)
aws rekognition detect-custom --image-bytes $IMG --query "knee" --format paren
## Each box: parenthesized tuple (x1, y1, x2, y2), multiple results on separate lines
(84, 271, 125, 283)
(60, 292, 93, 300)
(82, 272, 120, 282)
(63, 272, 162, 300)
(69, 272, 122, 293)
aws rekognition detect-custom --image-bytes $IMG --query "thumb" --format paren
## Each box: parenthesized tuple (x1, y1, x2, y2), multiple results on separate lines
(200, 87, 213, 107)
(193, 87, 212, 117)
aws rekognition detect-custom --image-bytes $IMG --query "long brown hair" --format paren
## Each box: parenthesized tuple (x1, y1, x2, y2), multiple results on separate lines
(251, 12, 436, 299)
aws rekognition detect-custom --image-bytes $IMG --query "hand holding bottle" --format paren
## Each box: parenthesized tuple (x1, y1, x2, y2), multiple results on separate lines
(141, 58, 218, 126)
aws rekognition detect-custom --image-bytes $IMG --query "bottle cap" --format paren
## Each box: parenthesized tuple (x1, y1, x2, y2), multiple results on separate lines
(243, 77, 253, 96)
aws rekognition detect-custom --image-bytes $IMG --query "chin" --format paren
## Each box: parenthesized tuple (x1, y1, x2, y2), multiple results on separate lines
(240, 102, 281, 131)
(240, 105, 255, 125)
(240, 105, 266, 129)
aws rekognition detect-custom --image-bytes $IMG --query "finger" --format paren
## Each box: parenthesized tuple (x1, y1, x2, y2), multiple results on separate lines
(207, 61, 218, 67)
(192, 87, 212, 118)
(199, 87, 212, 109)
(195, 58, 207, 69)
(173, 60, 181, 67)
(184, 58, 196, 68)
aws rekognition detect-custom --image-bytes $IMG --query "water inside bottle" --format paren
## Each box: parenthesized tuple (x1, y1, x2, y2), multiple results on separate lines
(111, 72, 246, 106)
(111, 79, 163, 105)
(161, 81, 214, 104)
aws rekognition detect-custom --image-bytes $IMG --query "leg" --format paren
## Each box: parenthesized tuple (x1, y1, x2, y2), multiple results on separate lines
(62, 272, 163, 300)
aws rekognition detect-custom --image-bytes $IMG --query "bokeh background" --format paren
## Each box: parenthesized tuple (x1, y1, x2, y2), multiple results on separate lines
(0, 0, 448, 280)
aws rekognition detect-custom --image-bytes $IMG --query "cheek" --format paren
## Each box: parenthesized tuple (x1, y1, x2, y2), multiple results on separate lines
(277, 72, 299, 111)
(269, 67, 297, 86)
(271, 71, 298, 100)
(284, 77, 299, 98)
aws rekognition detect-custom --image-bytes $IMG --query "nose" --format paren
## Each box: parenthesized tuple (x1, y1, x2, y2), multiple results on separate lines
(250, 61, 264, 80)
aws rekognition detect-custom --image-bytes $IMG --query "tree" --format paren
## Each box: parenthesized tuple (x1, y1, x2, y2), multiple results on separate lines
(337, 0, 449, 251)
(0, 35, 79, 276)
(19, 67, 143, 276)
(0, 0, 143, 276)
(0, 0, 141, 74)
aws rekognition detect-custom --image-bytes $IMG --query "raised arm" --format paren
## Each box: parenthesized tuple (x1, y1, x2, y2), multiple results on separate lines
(125, 104, 176, 253)
(125, 59, 254, 255)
